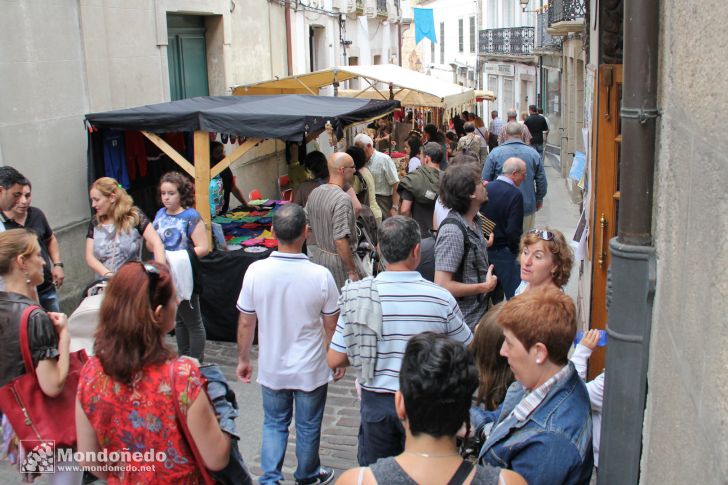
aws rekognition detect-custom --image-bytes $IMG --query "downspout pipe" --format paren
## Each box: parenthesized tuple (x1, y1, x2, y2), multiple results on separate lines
(597, 0, 659, 483)
(285, 0, 293, 76)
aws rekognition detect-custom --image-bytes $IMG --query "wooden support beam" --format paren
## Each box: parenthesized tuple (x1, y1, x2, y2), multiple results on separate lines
(210, 138, 259, 178)
(193, 131, 212, 248)
(295, 76, 318, 95)
(141, 131, 195, 177)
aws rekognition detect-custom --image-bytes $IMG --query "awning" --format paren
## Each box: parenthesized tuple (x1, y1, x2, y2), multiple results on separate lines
(85, 94, 400, 142)
(232, 64, 476, 110)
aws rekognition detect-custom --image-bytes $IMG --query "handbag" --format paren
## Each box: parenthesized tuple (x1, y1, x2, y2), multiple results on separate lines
(169, 361, 217, 485)
(0, 305, 88, 448)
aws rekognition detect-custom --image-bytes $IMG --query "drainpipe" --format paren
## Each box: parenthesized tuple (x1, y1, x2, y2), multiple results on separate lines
(285, 0, 293, 75)
(597, 0, 659, 482)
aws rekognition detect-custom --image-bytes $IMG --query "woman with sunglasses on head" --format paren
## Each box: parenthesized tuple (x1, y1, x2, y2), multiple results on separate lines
(85, 177, 165, 278)
(337, 332, 525, 485)
(75, 261, 231, 483)
(153, 172, 208, 361)
(514, 227, 573, 296)
(0, 229, 81, 484)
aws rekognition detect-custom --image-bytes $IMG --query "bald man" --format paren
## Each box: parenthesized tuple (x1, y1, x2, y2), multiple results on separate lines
(480, 157, 525, 299)
(305, 152, 364, 289)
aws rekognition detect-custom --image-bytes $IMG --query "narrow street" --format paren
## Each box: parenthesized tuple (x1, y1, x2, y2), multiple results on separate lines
(0, 154, 579, 484)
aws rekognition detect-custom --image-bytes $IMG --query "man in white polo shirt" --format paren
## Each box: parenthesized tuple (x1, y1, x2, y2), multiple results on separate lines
(327, 216, 473, 466)
(236, 203, 340, 485)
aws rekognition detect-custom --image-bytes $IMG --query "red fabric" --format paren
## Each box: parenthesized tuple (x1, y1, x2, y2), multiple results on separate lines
(124, 131, 148, 180)
(163, 133, 187, 154)
(77, 357, 205, 484)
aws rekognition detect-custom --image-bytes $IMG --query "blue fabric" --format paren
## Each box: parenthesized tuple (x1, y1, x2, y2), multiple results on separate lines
(482, 140, 547, 216)
(38, 287, 60, 313)
(476, 364, 594, 485)
(357, 389, 405, 466)
(102, 129, 130, 188)
(198, 364, 253, 485)
(413, 8, 437, 44)
(153, 207, 202, 251)
(260, 384, 328, 484)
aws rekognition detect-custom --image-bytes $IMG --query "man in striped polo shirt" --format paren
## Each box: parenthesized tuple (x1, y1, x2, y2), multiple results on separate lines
(327, 216, 472, 466)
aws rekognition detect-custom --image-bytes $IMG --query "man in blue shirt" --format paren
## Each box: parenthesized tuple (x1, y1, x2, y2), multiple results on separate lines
(482, 123, 547, 232)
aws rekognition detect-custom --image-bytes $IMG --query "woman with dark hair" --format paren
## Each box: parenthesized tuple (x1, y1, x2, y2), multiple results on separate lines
(469, 303, 514, 411)
(347, 145, 382, 224)
(405, 137, 422, 173)
(337, 332, 525, 485)
(153, 171, 209, 361)
(294, 150, 329, 208)
(76, 261, 232, 483)
(475, 289, 594, 484)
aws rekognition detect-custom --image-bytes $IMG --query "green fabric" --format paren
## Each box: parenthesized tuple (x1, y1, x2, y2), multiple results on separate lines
(397, 165, 440, 204)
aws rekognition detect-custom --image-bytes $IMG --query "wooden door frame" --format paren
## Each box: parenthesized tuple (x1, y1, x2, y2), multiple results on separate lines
(587, 64, 622, 379)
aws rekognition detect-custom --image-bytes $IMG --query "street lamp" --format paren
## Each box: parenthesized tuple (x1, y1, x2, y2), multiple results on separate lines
(519, 0, 539, 12)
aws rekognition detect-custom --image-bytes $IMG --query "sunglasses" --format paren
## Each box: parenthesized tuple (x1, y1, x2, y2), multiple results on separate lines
(139, 262, 161, 307)
(528, 229, 555, 241)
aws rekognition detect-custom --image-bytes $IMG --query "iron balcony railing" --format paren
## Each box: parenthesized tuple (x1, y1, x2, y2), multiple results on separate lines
(478, 27, 535, 56)
(537, 12, 562, 50)
(377, 0, 387, 15)
(548, 0, 586, 25)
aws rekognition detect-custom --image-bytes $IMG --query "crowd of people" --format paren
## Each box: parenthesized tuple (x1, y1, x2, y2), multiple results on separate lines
(0, 104, 607, 485)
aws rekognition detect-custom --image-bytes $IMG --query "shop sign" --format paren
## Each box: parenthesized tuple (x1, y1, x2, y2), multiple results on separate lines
(484, 63, 515, 77)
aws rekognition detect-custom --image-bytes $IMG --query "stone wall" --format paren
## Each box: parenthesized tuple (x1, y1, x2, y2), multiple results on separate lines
(640, 0, 728, 482)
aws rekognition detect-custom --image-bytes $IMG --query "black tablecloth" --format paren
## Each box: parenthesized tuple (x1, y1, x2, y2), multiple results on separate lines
(199, 248, 272, 341)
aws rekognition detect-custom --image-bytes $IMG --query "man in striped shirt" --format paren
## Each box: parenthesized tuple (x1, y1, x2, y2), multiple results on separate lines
(327, 216, 472, 466)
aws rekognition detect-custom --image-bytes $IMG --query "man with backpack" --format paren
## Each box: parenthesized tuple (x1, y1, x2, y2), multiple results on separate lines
(456, 122, 486, 163)
(434, 163, 497, 329)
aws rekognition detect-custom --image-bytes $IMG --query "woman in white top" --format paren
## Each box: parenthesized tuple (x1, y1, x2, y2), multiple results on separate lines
(405, 137, 422, 173)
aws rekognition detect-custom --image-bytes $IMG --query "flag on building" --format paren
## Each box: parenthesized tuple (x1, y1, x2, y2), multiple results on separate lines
(413, 8, 437, 45)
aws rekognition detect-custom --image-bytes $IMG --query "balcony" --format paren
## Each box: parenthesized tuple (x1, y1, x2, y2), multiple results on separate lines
(356, 0, 364, 12)
(535, 12, 562, 52)
(547, 0, 586, 36)
(478, 27, 535, 59)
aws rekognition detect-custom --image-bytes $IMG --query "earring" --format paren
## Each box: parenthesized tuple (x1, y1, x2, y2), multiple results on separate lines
(24, 272, 31, 285)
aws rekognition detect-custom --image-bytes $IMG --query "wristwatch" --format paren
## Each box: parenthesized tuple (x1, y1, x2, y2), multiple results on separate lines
(53, 262, 64, 268)
(391, 205, 400, 211)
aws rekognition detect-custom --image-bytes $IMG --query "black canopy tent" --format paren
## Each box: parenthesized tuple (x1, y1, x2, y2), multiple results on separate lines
(85, 94, 400, 241)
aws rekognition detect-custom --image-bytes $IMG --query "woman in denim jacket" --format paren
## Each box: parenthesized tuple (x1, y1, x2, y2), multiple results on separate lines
(473, 289, 594, 485)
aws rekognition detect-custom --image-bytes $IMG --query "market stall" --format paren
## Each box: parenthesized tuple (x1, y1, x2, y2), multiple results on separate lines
(84, 94, 400, 340)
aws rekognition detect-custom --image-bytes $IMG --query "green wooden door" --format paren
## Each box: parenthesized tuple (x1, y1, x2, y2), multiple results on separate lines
(167, 14, 209, 100)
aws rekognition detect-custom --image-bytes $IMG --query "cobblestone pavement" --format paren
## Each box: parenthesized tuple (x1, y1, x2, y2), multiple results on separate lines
(0, 339, 362, 484)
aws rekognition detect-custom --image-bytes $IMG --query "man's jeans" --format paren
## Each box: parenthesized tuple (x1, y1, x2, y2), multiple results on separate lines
(260, 384, 328, 484)
(533, 143, 544, 161)
(38, 286, 60, 312)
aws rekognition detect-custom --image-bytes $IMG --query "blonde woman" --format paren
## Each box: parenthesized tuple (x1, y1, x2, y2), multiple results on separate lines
(0, 229, 80, 484)
(85, 177, 165, 277)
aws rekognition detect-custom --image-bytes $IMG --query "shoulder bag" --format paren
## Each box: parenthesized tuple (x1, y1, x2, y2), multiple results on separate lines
(169, 360, 217, 485)
(0, 305, 88, 448)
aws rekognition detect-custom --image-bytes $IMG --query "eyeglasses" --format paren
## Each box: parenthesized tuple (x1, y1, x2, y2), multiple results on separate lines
(139, 262, 161, 307)
(528, 229, 555, 241)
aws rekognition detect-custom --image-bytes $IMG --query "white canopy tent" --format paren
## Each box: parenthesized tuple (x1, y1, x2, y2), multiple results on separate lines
(232, 64, 492, 110)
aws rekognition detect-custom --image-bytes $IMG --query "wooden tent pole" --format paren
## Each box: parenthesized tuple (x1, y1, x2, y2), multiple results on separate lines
(193, 131, 212, 247)
(210, 138, 259, 178)
(141, 131, 195, 177)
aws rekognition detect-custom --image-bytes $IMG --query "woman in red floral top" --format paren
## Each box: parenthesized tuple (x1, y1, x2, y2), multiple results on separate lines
(75, 262, 230, 483)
